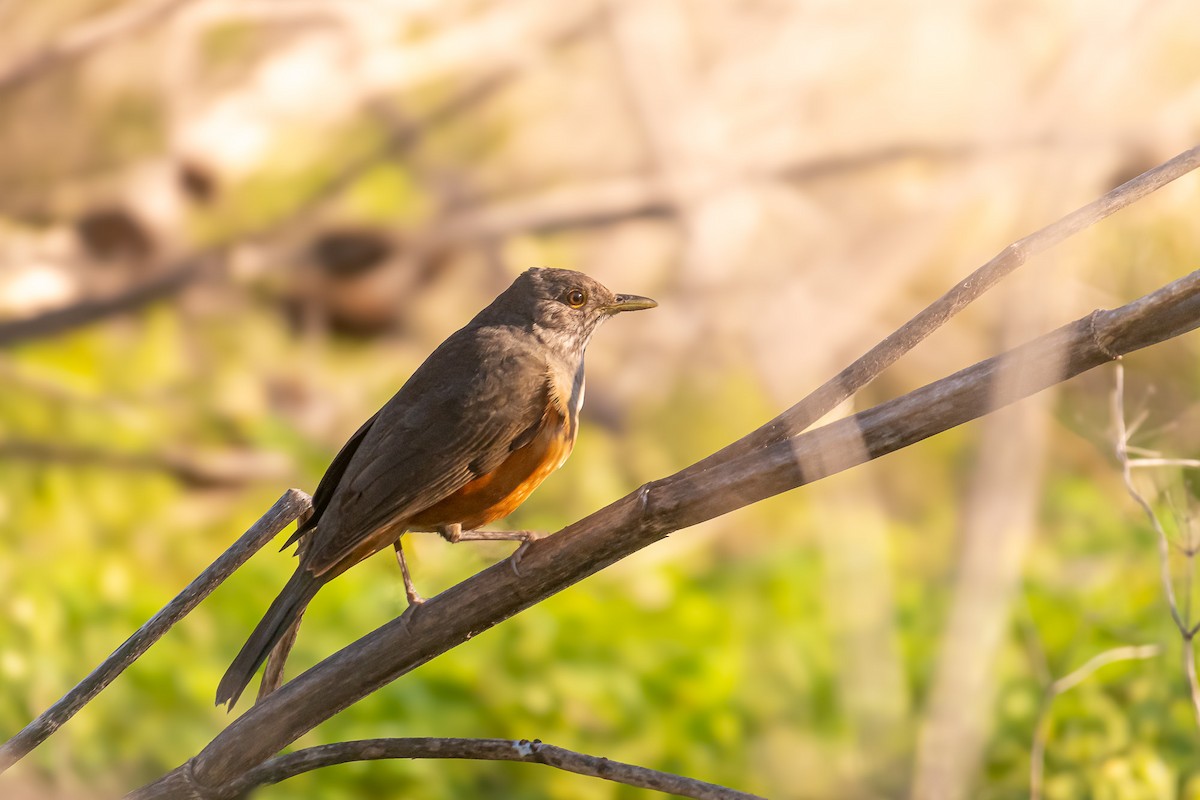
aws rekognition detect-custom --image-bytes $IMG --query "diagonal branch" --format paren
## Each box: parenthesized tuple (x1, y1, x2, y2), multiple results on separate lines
(0, 255, 217, 348)
(222, 738, 764, 800)
(0, 489, 311, 774)
(128, 268, 1200, 798)
(678, 143, 1200, 478)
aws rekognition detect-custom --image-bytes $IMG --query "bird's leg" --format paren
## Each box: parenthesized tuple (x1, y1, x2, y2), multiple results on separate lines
(392, 539, 425, 606)
(435, 523, 543, 545)
(435, 523, 544, 576)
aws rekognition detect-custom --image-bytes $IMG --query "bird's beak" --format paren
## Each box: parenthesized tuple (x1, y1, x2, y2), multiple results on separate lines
(605, 294, 657, 314)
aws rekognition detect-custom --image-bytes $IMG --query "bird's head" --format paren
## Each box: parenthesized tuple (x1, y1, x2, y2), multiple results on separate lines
(482, 268, 656, 354)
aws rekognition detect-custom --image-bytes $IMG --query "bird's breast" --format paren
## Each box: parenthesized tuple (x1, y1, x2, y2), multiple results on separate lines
(407, 402, 576, 531)
(546, 357, 586, 440)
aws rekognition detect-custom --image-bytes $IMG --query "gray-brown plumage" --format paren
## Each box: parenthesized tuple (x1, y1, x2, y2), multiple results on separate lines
(216, 268, 655, 709)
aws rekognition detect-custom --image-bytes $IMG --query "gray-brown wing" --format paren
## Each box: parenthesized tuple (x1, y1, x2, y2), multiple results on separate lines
(304, 326, 549, 575)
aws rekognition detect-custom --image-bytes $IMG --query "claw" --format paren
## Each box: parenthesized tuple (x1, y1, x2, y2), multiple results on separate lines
(398, 598, 424, 626)
(510, 532, 543, 577)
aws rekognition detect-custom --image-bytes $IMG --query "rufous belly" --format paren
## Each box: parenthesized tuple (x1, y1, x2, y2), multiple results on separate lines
(408, 407, 574, 531)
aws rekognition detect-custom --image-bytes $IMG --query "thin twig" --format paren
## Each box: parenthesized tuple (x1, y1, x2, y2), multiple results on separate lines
(1130, 458, 1200, 469)
(1050, 644, 1162, 696)
(0, 489, 311, 774)
(420, 138, 1121, 247)
(1125, 407, 1154, 441)
(1111, 362, 1200, 730)
(217, 738, 764, 800)
(0, 0, 201, 95)
(1030, 644, 1161, 800)
(1113, 362, 1189, 633)
(776, 137, 1063, 182)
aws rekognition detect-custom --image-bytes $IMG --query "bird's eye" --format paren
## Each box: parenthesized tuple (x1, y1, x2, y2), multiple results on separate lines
(564, 288, 587, 308)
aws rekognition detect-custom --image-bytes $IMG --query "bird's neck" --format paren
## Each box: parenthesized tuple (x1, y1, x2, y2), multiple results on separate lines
(530, 321, 591, 365)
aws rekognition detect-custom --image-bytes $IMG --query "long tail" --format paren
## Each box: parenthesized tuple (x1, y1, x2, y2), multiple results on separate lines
(215, 568, 321, 710)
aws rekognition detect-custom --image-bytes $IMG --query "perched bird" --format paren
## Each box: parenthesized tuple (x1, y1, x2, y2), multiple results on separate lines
(216, 268, 656, 709)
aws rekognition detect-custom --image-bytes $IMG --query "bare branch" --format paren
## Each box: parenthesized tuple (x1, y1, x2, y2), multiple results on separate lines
(1030, 644, 1161, 800)
(0, 439, 290, 489)
(127, 268, 1200, 798)
(217, 738, 764, 800)
(0, 255, 217, 348)
(427, 178, 674, 244)
(678, 143, 1200, 479)
(423, 137, 1132, 245)
(0, 0, 201, 96)
(0, 489, 311, 774)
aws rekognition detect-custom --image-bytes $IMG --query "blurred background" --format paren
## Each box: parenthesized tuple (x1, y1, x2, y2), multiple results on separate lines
(3, 0, 1200, 798)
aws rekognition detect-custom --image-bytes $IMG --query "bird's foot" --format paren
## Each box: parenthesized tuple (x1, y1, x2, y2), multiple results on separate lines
(398, 596, 425, 628)
(509, 531, 544, 577)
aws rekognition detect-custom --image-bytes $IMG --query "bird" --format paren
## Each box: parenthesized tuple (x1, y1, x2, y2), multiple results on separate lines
(215, 267, 656, 709)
